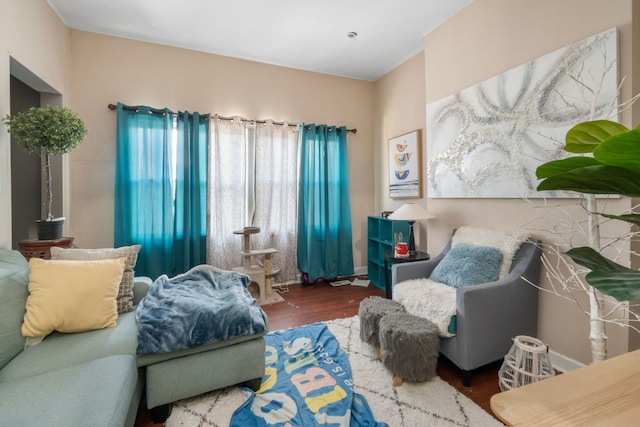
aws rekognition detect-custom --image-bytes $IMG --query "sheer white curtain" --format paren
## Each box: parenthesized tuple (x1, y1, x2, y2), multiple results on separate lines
(207, 116, 300, 283)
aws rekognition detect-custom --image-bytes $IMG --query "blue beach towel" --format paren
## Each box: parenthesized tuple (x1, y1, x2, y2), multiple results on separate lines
(231, 322, 387, 427)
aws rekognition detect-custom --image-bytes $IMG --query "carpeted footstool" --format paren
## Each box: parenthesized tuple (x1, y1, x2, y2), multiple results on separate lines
(358, 296, 405, 357)
(379, 312, 440, 386)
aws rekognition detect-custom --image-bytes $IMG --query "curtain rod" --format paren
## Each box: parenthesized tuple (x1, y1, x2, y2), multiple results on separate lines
(107, 103, 356, 133)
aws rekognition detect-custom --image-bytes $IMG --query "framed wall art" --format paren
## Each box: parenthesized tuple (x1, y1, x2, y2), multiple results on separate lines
(388, 129, 422, 199)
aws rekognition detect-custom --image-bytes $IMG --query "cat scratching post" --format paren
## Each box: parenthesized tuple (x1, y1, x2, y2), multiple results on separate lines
(233, 227, 280, 304)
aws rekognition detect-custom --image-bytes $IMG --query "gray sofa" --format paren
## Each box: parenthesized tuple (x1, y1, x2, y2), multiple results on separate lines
(0, 249, 267, 426)
(391, 234, 541, 386)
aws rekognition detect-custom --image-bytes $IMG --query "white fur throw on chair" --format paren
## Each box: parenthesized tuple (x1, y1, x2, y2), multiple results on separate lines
(393, 227, 530, 338)
(393, 278, 456, 338)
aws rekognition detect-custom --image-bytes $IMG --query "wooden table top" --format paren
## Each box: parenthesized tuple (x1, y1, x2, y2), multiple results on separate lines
(490, 349, 640, 426)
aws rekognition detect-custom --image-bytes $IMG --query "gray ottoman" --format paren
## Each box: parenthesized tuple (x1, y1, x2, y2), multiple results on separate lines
(379, 312, 440, 386)
(358, 296, 405, 354)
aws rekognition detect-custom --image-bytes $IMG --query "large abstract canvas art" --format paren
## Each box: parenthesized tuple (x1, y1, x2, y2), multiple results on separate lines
(426, 28, 618, 198)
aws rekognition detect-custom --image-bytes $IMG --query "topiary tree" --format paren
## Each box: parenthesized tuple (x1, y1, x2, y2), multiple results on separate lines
(3, 106, 87, 221)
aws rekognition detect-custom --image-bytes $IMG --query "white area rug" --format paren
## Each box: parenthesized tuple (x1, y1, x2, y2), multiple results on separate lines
(166, 316, 504, 426)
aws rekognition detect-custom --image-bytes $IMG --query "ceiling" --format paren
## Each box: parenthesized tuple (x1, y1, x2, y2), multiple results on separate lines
(47, 0, 472, 82)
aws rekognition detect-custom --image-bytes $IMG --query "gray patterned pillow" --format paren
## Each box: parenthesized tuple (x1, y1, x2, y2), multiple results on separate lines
(50, 245, 141, 313)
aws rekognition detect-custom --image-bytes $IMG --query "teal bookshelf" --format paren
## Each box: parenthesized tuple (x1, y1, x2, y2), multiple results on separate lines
(367, 216, 410, 291)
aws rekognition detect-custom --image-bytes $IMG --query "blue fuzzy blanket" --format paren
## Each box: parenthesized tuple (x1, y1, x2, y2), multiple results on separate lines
(136, 265, 267, 355)
(231, 323, 387, 427)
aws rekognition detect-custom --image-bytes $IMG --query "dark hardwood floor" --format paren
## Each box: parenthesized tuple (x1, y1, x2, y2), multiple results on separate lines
(135, 278, 501, 426)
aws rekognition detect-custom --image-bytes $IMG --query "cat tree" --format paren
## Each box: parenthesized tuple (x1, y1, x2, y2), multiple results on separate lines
(233, 227, 281, 304)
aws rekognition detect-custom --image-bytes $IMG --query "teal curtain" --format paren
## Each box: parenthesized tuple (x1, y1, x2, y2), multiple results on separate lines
(297, 124, 354, 282)
(114, 103, 208, 279)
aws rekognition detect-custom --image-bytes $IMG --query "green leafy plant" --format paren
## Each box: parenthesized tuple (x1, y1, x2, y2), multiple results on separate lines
(536, 119, 640, 302)
(3, 106, 87, 221)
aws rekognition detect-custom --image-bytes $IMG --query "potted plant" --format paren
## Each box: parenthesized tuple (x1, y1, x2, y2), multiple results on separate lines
(537, 119, 640, 300)
(536, 119, 640, 361)
(3, 106, 88, 240)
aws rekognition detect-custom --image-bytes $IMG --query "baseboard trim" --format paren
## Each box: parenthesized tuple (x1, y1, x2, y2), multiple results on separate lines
(549, 350, 585, 373)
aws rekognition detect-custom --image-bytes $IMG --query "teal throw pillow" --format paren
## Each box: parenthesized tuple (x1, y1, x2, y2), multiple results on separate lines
(431, 243, 503, 288)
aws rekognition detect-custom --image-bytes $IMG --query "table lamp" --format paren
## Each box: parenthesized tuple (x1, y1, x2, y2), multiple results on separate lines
(388, 203, 435, 255)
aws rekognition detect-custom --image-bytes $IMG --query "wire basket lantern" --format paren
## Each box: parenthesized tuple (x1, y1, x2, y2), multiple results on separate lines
(498, 335, 555, 391)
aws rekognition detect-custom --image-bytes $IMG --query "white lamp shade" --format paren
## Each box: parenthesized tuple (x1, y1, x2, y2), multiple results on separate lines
(387, 203, 435, 221)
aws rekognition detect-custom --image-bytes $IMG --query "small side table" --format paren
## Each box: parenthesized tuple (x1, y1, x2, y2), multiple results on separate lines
(18, 237, 75, 260)
(384, 250, 430, 299)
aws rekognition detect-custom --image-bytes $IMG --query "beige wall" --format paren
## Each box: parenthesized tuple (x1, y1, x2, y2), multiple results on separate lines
(0, 1, 70, 248)
(67, 31, 375, 271)
(372, 0, 635, 364)
(373, 51, 427, 209)
(372, 51, 437, 250)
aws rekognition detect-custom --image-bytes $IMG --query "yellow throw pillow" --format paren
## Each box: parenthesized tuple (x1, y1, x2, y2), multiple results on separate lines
(50, 245, 141, 313)
(21, 257, 126, 337)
